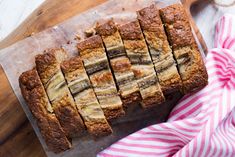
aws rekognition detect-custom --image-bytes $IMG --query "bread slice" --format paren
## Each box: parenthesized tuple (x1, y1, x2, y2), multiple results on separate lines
(160, 4, 208, 93)
(19, 69, 71, 153)
(61, 56, 112, 136)
(77, 35, 125, 120)
(95, 20, 141, 107)
(35, 48, 85, 137)
(137, 4, 182, 94)
(119, 20, 165, 108)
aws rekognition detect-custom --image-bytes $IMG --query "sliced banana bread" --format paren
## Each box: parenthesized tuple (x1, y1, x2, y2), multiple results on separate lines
(119, 20, 165, 108)
(95, 20, 141, 107)
(35, 48, 85, 137)
(160, 4, 208, 93)
(77, 35, 125, 120)
(137, 4, 182, 94)
(61, 56, 112, 136)
(19, 69, 71, 153)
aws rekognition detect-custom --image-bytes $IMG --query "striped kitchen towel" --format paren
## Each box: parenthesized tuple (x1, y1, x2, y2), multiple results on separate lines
(98, 14, 235, 157)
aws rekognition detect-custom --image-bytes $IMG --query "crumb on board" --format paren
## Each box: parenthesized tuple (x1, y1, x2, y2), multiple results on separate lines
(84, 27, 96, 37)
(74, 34, 81, 41)
(27, 32, 35, 37)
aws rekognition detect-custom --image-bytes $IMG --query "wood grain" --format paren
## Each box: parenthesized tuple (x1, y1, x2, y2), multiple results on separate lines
(182, 0, 208, 54)
(0, 66, 26, 144)
(0, 0, 204, 156)
(0, 0, 106, 49)
(0, 121, 46, 157)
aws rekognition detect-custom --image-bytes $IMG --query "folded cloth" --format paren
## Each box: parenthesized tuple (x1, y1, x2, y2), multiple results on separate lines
(98, 14, 235, 157)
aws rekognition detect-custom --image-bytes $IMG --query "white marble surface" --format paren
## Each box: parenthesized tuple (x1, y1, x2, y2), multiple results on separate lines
(0, 0, 235, 49)
(0, 0, 44, 41)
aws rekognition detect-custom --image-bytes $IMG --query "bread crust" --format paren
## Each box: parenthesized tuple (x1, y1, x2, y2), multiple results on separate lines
(35, 49, 85, 137)
(160, 4, 208, 93)
(85, 121, 113, 137)
(160, 4, 194, 49)
(137, 4, 163, 32)
(119, 21, 143, 40)
(77, 35, 103, 52)
(121, 91, 142, 107)
(19, 69, 71, 153)
(35, 48, 67, 85)
(95, 20, 118, 36)
(102, 105, 125, 120)
(61, 56, 84, 74)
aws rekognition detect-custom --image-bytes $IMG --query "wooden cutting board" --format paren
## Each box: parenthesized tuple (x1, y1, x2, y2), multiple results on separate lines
(0, 0, 206, 157)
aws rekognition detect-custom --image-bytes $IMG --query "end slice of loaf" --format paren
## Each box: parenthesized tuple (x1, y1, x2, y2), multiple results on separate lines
(19, 69, 71, 153)
(61, 56, 112, 136)
(77, 35, 125, 120)
(119, 20, 165, 108)
(160, 4, 208, 93)
(95, 20, 141, 107)
(35, 48, 85, 137)
(137, 4, 182, 94)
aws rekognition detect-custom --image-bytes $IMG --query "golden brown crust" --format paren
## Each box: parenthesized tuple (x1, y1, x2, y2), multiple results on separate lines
(85, 121, 113, 137)
(61, 57, 84, 74)
(137, 5, 172, 55)
(35, 52, 58, 85)
(35, 48, 67, 85)
(141, 92, 165, 108)
(160, 4, 208, 93)
(183, 69, 208, 93)
(102, 106, 125, 120)
(52, 94, 85, 137)
(121, 91, 142, 108)
(119, 21, 143, 40)
(39, 114, 71, 153)
(180, 49, 208, 93)
(19, 69, 71, 153)
(95, 20, 118, 36)
(137, 4, 163, 32)
(77, 35, 103, 52)
(159, 73, 182, 94)
(159, 4, 195, 49)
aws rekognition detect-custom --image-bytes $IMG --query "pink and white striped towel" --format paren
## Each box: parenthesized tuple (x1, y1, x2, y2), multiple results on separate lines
(98, 14, 235, 157)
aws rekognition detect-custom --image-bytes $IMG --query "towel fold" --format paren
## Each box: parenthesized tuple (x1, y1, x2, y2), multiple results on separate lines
(98, 14, 235, 157)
